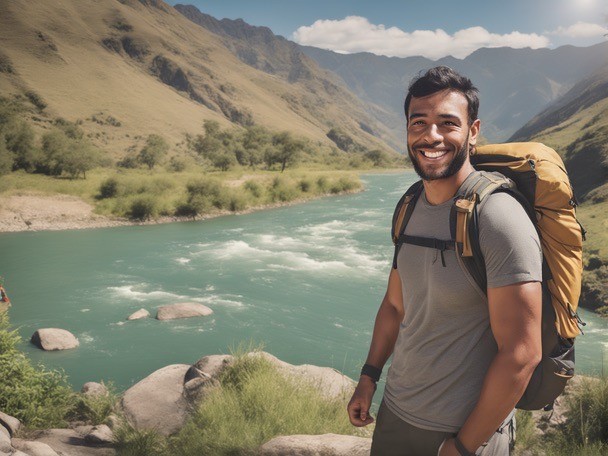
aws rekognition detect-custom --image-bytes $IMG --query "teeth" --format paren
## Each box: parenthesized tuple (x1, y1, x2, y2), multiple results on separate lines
(421, 150, 448, 158)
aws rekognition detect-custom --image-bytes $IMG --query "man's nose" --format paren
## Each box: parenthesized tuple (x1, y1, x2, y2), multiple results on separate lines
(422, 124, 443, 143)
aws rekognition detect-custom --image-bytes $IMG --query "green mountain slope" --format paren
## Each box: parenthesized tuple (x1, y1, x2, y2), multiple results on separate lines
(0, 0, 391, 158)
(508, 65, 608, 315)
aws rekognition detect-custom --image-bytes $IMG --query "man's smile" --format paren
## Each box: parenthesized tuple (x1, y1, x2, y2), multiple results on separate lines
(417, 148, 450, 160)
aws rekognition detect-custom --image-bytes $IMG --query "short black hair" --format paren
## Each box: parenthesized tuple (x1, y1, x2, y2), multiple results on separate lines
(404, 66, 479, 126)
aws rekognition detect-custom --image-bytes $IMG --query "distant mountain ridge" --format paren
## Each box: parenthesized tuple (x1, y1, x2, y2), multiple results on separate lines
(301, 42, 608, 143)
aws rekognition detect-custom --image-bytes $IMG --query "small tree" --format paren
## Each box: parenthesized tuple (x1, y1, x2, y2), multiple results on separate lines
(272, 131, 303, 172)
(137, 134, 168, 170)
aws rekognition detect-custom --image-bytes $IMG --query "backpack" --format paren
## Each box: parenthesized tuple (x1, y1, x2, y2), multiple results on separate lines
(391, 142, 585, 411)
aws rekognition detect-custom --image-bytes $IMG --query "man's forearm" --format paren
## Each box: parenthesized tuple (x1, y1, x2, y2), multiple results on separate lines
(364, 299, 403, 370)
(457, 349, 538, 451)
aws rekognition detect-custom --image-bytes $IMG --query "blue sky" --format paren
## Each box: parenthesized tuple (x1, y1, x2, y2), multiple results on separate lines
(171, 0, 608, 59)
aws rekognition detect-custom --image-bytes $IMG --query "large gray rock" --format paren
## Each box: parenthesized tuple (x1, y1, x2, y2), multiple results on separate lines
(11, 440, 59, 456)
(259, 434, 372, 456)
(121, 364, 191, 435)
(183, 367, 219, 405)
(156, 303, 213, 320)
(127, 308, 149, 321)
(192, 354, 234, 379)
(250, 352, 356, 400)
(15, 429, 115, 455)
(0, 426, 10, 453)
(81, 382, 109, 397)
(85, 425, 114, 445)
(30, 328, 79, 351)
(0, 411, 20, 436)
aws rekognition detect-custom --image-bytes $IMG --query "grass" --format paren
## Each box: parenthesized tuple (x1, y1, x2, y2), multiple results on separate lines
(113, 348, 360, 456)
(0, 167, 364, 220)
(513, 377, 608, 456)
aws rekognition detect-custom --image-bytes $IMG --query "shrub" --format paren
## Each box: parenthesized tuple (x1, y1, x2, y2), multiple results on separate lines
(117, 155, 139, 169)
(138, 134, 169, 170)
(129, 196, 158, 221)
(99, 177, 120, 199)
(25, 90, 47, 111)
(71, 382, 117, 425)
(298, 178, 312, 193)
(316, 176, 330, 193)
(268, 176, 298, 202)
(114, 424, 167, 456)
(0, 313, 76, 428)
(167, 156, 187, 172)
(562, 377, 608, 445)
(0, 138, 13, 175)
(243, 180, 263, 199)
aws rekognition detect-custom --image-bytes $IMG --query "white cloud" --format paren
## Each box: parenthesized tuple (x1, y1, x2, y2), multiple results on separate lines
(549, 21, 608, 38)
(292, 16, 551, 60)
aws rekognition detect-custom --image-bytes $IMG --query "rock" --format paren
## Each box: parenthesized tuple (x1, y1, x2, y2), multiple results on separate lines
(0, 411, 20, 436)
(121, 364, 191, 435)
(15, 429, 115, 456)
(81, 382, 109, 397)
(183, 367, 219, 404)
(192, 354, 234, 379)
(156, 302, 213, 320)
(127, 308, 149, 320)
(104, 414, 122, 430)
(11, 440, 59, 456)
(0, 426, 10, 453)
(85, 425, 114, 445)
(30, 328, 79, 351)
(11, 451, 30, 456)
(259, 434, 372, 456)
(250, 352, 356, 400)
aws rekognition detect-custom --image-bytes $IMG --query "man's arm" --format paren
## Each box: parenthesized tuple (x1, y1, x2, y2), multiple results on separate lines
(347, 267, 405, 427)
(440, 280, 542, 455)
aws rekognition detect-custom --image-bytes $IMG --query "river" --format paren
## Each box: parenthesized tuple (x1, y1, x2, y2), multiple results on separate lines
(1, 172, 606, 398)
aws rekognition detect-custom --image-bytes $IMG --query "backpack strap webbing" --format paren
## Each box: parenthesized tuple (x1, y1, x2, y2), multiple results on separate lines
(391, 180, 423, 269)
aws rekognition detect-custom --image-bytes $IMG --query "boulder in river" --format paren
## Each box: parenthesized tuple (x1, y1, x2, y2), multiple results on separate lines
(127, 308, 150, 321)
(259, 433, 372, 456)
(30, 328, 79, 351)
(120, 364, 191, 435)
(156, 302, 213, 320)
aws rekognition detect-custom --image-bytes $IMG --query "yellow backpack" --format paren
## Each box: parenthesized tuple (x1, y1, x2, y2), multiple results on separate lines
(391, 142, 585, 410)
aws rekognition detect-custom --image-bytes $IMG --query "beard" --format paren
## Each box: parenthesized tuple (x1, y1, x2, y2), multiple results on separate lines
(407, 134, 470, 181)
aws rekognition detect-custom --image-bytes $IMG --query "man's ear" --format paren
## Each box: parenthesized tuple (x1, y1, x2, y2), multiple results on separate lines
(469, 119, 481, 146)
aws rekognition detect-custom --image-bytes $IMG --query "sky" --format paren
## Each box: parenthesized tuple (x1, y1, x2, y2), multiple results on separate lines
(171, 0, 608, 60)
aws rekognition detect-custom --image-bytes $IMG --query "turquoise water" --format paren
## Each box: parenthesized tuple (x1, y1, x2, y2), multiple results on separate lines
(1, 173, 607, 400)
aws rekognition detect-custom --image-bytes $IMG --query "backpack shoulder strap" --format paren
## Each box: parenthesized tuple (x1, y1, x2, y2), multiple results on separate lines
(391, 180, 423, 269)
(450, 171, 517, 293)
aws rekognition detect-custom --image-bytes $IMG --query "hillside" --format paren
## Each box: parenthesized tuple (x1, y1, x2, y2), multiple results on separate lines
(302, 42, 608, 144)
(507, 65, 608, 315)
(0, 0, 391, 159)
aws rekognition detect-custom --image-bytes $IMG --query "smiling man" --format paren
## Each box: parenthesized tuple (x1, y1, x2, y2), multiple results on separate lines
(347, 67, 542, 455)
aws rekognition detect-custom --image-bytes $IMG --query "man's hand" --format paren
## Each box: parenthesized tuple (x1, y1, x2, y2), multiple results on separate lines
(347, 376, 376, 426)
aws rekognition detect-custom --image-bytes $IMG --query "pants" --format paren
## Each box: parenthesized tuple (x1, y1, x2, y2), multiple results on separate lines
(370, 401, 515, 456)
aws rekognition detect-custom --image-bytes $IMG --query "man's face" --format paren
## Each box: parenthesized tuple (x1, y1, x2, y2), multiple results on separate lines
(406, 89, 479, 181)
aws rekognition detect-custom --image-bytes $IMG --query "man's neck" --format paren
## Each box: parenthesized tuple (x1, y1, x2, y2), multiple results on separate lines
(422, 162, 476, 205)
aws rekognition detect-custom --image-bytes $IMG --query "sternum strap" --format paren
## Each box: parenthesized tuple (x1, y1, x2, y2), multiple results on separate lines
(397, 235, 456, 267)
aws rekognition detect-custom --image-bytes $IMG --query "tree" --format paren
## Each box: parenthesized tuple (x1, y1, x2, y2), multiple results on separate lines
(272, 131, 303, 172)
(137, 134, 168, 170)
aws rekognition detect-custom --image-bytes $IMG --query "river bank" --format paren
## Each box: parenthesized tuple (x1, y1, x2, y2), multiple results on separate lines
(0, 188, 364, 233)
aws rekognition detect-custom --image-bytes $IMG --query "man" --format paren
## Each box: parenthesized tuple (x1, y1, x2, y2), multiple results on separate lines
(347, 66, 542, 456)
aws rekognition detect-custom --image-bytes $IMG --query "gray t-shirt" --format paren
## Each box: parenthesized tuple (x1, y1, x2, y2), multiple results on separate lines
(384, 172, 542, 433)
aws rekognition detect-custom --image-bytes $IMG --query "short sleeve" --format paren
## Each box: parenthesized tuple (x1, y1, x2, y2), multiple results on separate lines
(478, 192, 542, 288)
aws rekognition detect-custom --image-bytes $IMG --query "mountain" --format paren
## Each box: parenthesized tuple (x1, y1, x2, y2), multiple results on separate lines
(301, 42, 608, 144)
(0, 0, 391, 157)
(509, 64, 608, 201)
(508, 64, 608, 314)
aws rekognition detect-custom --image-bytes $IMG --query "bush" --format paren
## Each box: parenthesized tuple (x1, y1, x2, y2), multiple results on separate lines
(117, 155, 139, 169)
(0, 139, 13, 175)
(243, 180, 263, 199)
(179, 178, 231, 216)
(99, 177, 119, 199)
(129, 196, 158, 221)
(268, 176, 299, 202)
(562, 377, 608, 445)
(25, 90, 47, 111)
(138, 134, 169, 170)
(71, 382, 117, 425)
(0, 313, 76, 428)
(298, 178, 312, 193)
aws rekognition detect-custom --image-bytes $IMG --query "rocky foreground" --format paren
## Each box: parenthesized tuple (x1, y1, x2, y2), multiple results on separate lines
(0, 351, 583, 456)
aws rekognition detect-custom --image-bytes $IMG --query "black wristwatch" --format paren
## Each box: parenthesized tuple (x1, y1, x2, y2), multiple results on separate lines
(360, 363, 382, 383)
(454, 436, 475, 456)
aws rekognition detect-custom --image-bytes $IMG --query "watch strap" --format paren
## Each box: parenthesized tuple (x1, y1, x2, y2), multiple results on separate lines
(360, 363, 382, 383)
